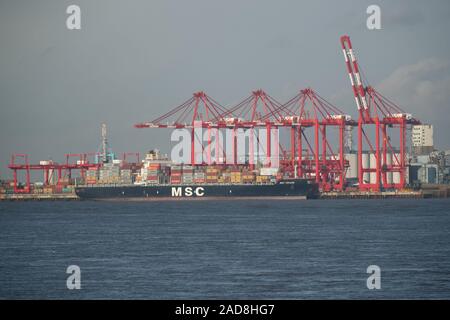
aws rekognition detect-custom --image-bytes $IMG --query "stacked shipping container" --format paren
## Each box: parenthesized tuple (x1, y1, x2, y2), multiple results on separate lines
(194, 168, 206, 184)
(231, 168, 242, 183)
(182, 166, 194, 184)
(98, 163, 120, 184)
(170, 165, 182, 184)
(85, 168, 99, 184)
(206, 167, 219, 183)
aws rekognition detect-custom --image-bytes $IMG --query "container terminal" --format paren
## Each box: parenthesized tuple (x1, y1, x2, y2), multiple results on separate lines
(1, 35, 449, 201)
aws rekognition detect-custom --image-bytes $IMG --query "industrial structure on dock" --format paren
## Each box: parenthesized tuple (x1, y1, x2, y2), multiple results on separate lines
(2, 35, 450, 198)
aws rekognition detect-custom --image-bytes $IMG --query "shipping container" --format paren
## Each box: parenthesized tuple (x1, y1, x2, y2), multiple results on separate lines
(194, 173, 205, 177)
(260, 167, 279, 176)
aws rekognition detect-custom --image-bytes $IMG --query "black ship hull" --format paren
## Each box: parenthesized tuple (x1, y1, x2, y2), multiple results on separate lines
(75, 179, 318, 200)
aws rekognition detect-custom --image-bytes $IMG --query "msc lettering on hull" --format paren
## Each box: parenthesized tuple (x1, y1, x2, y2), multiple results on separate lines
(171, 187, 205, 197)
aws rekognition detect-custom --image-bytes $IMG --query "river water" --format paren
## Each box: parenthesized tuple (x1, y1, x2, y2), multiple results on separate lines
(0, 198, 449, 299)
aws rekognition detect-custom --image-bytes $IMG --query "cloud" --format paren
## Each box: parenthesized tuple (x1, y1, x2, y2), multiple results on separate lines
(376, 58, 450, 148)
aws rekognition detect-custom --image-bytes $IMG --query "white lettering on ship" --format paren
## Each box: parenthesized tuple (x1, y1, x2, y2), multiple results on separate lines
(171, 187, 205, 197)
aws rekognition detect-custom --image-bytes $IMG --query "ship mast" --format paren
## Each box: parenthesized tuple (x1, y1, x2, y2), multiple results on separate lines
(101, 123, 108, 163)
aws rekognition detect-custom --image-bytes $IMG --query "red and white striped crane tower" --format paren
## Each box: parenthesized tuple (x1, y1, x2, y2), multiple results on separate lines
(340, 35, 420, 191)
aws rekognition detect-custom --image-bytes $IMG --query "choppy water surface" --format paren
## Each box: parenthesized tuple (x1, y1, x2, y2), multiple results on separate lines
(0, 199, 449, 299)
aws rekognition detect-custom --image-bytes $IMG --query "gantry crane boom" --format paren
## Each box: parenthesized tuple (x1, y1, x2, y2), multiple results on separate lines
(340, 35, 369, 115)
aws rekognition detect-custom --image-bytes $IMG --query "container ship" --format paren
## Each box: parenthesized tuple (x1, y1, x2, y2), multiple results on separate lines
(74, 150, 318, 200)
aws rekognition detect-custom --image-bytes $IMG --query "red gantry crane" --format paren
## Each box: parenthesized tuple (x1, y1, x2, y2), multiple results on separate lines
(135, 88, 356, 192)
(135, 91, 229, 166)
(219, 89, 284, 168)
(340, 35, 420, 191)
(268, 88, 357, 191)
(8, 153, 102, 193)
(134, 36, 420, 192)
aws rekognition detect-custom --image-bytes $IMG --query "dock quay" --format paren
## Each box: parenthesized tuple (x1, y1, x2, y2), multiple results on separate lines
(320, 190, 424, 199)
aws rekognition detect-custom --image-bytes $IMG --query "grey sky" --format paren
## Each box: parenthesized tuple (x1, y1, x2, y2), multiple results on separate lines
(1, 0, 450, 179)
